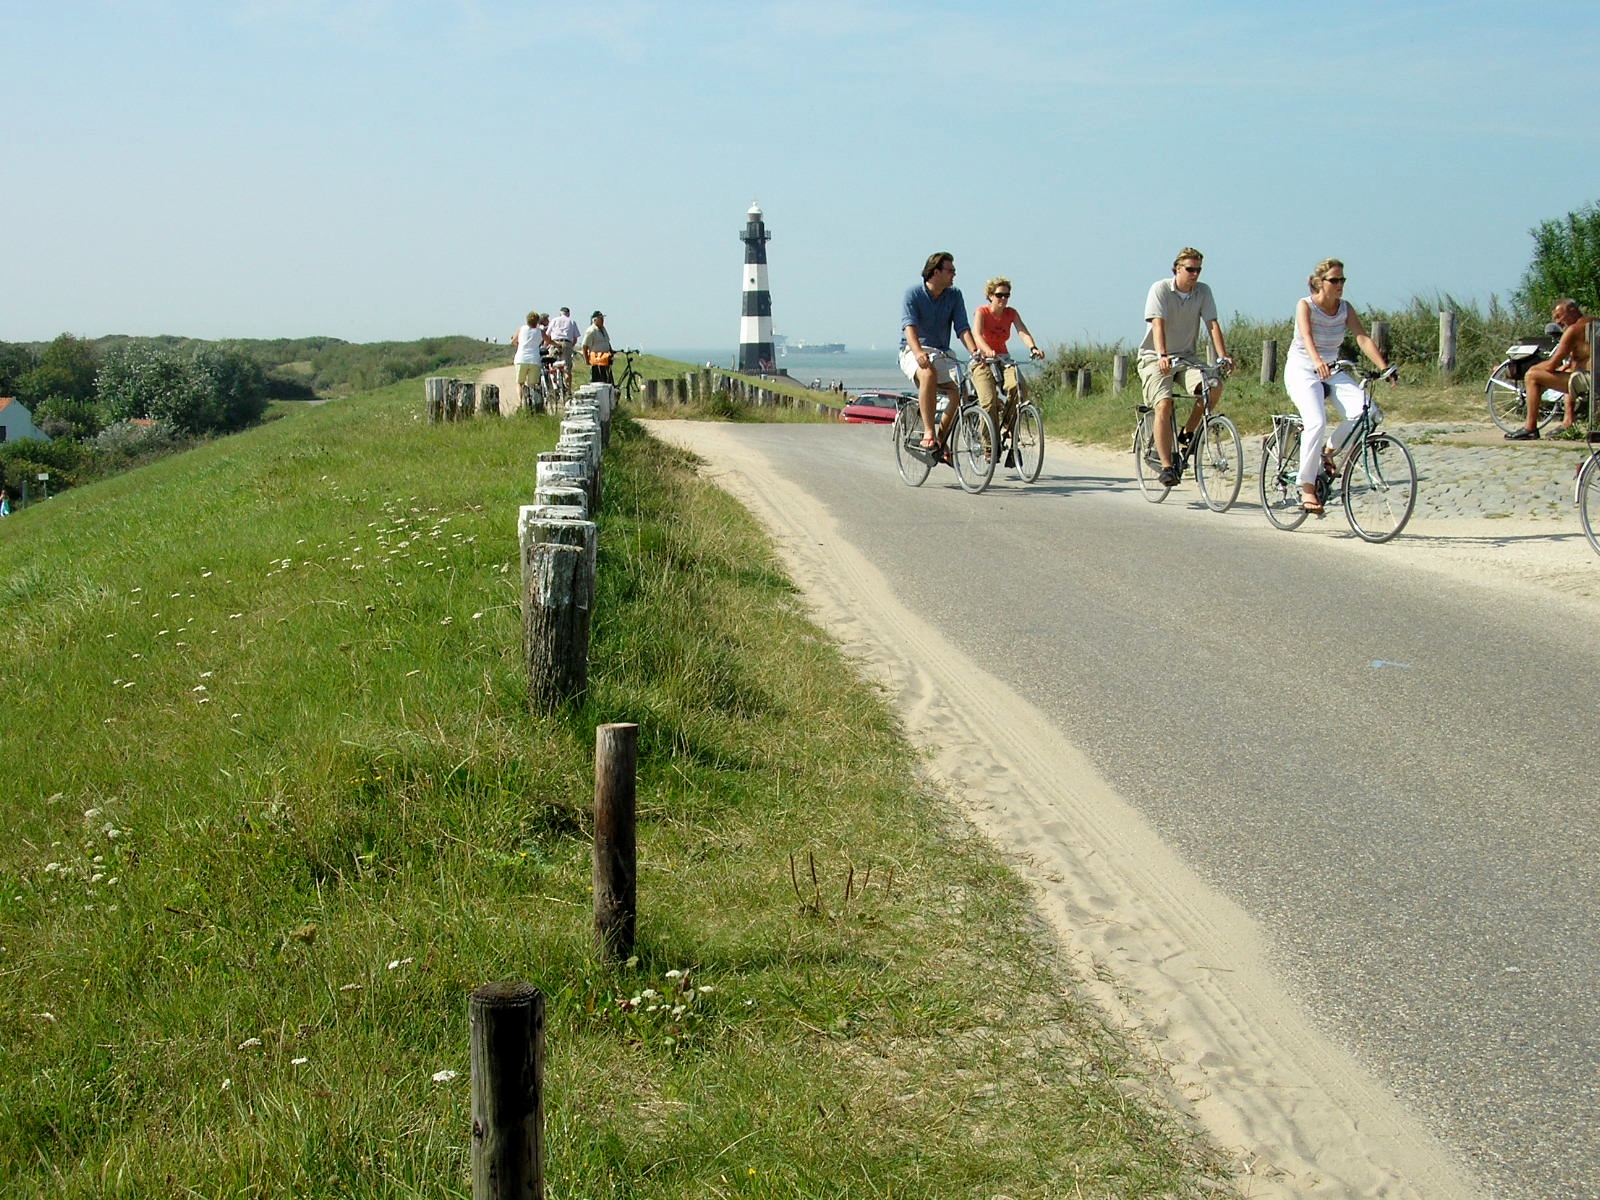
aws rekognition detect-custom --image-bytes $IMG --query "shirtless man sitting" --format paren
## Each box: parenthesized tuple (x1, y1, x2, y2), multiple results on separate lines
(1506, 298, 1594, 439)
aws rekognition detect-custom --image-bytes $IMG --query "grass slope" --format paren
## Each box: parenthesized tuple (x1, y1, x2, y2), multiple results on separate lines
(0, 383, 1228, 1197)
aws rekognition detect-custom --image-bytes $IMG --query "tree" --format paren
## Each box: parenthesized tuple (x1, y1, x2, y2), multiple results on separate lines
(193, 345, 269, 431)
(0, 342, 35, 397)
(17, 333, 99, 404)
(1516, 202, 1600, 317)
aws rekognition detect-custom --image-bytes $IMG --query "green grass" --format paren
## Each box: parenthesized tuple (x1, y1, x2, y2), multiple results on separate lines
(0, 381, 1229, 1197)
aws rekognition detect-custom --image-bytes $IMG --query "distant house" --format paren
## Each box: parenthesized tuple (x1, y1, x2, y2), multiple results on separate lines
(0, 397, 48, 444)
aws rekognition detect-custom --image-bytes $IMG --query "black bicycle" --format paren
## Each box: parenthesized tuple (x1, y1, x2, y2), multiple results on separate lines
(1131, 356, 1242, 511)
(981, 353, 1046, 483)
(891, 352, 998, 495)
(1259, 363, 1416, 543)
(612, 348, 642, 406)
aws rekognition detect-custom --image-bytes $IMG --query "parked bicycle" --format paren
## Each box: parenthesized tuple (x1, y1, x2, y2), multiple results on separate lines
(980, 353, 1045, 483)
(1131, 356, 1242, 511)
(1259, 363, 1415, 542)
(891, 352, 998, 494)
(1486, 324, 1564, 434)
(541, 354, 573, 409)
(612, 348, 641, 406)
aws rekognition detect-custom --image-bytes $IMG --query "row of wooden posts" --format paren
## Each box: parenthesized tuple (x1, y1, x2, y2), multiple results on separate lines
(636, 367, 836, 415)
(425, 376, 639, 1198)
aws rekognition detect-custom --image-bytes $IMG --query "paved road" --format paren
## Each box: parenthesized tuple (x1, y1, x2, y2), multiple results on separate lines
(663, 420, 1600, 1200)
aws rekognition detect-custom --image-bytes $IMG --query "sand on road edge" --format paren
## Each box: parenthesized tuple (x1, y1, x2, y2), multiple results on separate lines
(642, 420, 1491, 1200)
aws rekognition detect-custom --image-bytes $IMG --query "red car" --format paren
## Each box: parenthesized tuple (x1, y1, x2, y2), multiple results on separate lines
(839, 390, 909, 424)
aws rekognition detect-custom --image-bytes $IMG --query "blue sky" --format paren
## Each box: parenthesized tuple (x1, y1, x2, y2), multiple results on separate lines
(4, 1, 1596, 355)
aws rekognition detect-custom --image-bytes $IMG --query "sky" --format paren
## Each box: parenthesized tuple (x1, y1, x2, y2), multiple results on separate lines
(4, 0, 1597, 356)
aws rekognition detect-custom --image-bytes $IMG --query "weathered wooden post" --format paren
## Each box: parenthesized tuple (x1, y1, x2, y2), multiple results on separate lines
(533, 484, 588, 514)
(536, 451, 596, 514)
(593, 722, 638, 963)
(1112, 353, 1128, 393)
(447, 379, 477, 420)
(1371, 321, 1390, 364)
(1261, 339, 1279, 385)
(1438, 311, 1458, 375)
(426, 377, 448, 422)
(518, 510, 598, 710)
(470, 981, 544, 1200)
(481, 383, 501, 417)
(1076, 368, 1091, 398)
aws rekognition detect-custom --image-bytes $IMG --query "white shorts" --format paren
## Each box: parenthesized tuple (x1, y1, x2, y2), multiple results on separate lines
(899, 346, 961, 386)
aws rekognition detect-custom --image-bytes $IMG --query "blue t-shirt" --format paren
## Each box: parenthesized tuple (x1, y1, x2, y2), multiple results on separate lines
(900, 283, 971, 351)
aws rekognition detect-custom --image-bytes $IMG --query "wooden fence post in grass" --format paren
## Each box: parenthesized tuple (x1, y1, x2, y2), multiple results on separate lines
(536, 451, 596, 514)
(1112, 353, 1128, 393)
(426, 377, 447, 422)
(445, 379, 476, 420)
(1438, 311, 1458, 375)
(470, 981, 544, 1200)
(1076, 368, 1092, 398)
(1371, 321, 1390, 363)
(1261, 339, 1279, 385)
(518, 509, 597, 710)
(593, 722, 639, 962)
(535, 484, 587, 513)
(482, 383, 501, 417)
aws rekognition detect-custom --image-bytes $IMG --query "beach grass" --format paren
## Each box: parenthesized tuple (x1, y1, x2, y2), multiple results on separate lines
(0, 380, 1230, 1196)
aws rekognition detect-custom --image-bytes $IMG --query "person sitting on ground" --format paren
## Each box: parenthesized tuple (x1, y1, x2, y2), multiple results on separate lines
(971, 276, 1046, 445)
(1136, 247, 1232, 487)
(1506, 298, 1594, 439)
(1284, 258, 1394, 514)
(899, 251, 985, 453)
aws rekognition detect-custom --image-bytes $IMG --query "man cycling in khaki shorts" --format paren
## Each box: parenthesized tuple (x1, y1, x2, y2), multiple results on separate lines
(1135, 247, 1232, 487)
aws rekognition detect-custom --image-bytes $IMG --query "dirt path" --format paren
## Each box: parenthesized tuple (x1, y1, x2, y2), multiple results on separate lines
(637, 420, 1550, 1200)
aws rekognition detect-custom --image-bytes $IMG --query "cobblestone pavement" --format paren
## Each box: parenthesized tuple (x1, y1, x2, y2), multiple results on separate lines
(1231, 421, 1595, 523)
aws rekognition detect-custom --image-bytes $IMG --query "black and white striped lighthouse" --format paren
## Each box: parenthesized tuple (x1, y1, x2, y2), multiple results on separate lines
(738, 202, 775, 373)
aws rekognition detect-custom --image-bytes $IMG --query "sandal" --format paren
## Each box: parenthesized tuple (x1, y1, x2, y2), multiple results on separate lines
(1300, 497, 1324, 514)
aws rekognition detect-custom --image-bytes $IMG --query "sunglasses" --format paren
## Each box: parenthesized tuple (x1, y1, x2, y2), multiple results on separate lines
(1325, 276, 1348, 284)
(992, 292, 1011, 299)
(1180, 266, 1201, 275)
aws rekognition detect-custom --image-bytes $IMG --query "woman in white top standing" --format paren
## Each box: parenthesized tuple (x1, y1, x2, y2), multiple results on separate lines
(1285, 258, 1392, 513)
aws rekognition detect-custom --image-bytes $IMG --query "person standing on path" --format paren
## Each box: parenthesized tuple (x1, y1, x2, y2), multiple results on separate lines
(511, 311, 546, 412)
(1136, 247, 1232, 487)
(579, 311, 614, 384)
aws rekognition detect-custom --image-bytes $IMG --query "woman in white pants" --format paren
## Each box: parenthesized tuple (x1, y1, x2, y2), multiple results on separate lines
(1285, 259, 1392, 513)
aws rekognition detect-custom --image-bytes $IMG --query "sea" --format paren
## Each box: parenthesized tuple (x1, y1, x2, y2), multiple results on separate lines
(653, 347, 909, 394)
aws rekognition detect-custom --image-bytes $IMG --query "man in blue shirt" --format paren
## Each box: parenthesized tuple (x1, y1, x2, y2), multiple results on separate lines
(901, 251, 984, 451)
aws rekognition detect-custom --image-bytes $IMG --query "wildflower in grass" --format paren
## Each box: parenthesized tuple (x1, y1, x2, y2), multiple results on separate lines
(221, 1078, 231, 1091)
(238, 1038, 263, 1050)
(291, 1057, 309, 1066)
(431, 1069, 459, 1083)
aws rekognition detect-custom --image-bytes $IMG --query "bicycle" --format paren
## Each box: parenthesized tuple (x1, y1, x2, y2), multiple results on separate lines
(542, 354, 573, 409)
(612, 348, 641, 406)
(1485, 325, 1564, 435)
(979, 353, 1045, 483)
(891, 352, 998, 494)
(1131, 356, 1243, 511)
(1258, 363, 1416, 543)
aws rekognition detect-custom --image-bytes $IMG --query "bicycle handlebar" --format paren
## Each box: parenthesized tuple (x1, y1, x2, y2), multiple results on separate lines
(1327, 359, 1399, 384)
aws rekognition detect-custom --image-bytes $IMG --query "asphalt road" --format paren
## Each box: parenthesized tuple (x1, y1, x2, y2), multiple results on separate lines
(671, 420, 1600, 1200)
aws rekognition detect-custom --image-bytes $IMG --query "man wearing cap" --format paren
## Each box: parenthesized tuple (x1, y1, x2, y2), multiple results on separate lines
(579, 311, 614, 384)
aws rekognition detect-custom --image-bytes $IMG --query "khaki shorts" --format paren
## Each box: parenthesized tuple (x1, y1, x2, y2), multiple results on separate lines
(1137, 356, 1207, 407)
(516, 363, 540, 387)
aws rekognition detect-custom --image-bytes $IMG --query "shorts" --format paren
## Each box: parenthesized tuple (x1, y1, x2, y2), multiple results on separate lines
(899, 346, 961, 386)
(555, 341, 575, 369)
(1136, 355, 1207, 407)
(516, 363, 540, 387)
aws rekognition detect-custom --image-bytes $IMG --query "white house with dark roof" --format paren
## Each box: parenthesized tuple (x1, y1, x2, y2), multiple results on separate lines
(0, 397, 48, 443)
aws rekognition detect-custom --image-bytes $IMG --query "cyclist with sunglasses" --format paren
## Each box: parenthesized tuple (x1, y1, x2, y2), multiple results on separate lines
(971, 276, 1046, 438)
(1285, 258, 1394, 513)
(1136, 247, 1232, 487)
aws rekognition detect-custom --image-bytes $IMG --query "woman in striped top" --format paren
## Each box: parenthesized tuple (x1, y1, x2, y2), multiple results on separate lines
(1284, 258, 1393, 513)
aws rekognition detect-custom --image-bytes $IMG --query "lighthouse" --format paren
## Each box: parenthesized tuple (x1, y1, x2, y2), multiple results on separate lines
(738, 202, 776, 373)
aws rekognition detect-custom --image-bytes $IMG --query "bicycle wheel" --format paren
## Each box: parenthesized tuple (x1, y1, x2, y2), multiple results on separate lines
(1259, 423, 1309, 531)
(1133, 411, 1170, 503)
(1012, 403, 1045, 482)
(893, 405, 932, 487)
(1194, 413, 1243, 513)
(1342, 433, 1417, 543)
(1484, 362, 1527, 434)
(1579, 452, 1600, 557)
(951, 405, 997, 494)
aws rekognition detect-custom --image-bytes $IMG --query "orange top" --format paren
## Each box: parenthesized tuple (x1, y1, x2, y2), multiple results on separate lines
(976, 305, 1020, 353)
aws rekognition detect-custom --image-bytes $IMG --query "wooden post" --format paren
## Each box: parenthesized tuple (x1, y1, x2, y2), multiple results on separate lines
(1438, 310, 1458, 375)
(1076, 368, 1091, 398)
(470, 982, 544, 1200)
(1112, 353, 1128, 393)
(641, 379, 657, 408)
(535, 484, 587, 512)
(536, 451, 597, 514)
(1371, 321, 1390, 363)
(446, 379, 476, 420)
(518, 510, 597, 711)
(593, 722, 638, 962)
(426, 377, 447, 423)
(481, 383, 501, 417)
(1261, 339, 1279, 385)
